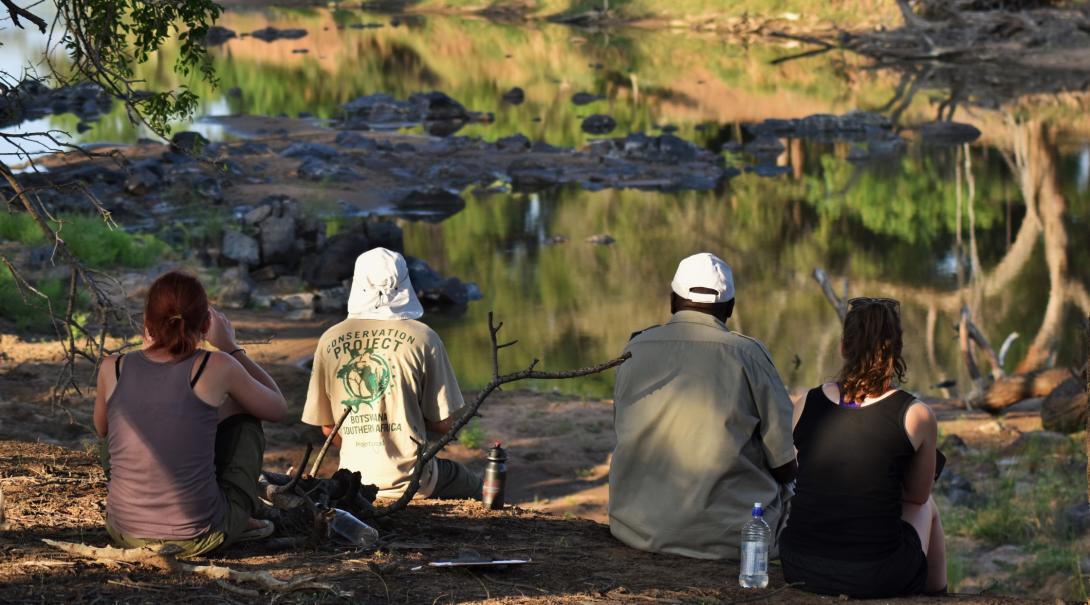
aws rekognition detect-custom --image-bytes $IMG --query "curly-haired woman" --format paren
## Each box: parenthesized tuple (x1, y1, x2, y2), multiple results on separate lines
(779, 297, 946, 597)
(93, 271, 287, 556)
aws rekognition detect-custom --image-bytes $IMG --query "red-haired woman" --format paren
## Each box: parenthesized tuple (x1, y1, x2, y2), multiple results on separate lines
(778, 297, 946, 597)
(93, 271, 287, 556)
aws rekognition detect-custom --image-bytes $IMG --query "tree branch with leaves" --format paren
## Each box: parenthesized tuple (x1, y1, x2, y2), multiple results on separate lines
(1, 0, 222, 402)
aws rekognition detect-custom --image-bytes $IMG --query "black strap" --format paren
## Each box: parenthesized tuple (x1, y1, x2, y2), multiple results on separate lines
(190, 351, 212, 388)
(114, 353, 125, 380)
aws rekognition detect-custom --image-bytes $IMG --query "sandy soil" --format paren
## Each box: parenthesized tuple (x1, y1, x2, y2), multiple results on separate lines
(0, 309, 1064, 603)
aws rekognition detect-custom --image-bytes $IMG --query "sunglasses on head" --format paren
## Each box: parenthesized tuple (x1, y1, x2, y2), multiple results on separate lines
(847, 297, 900, 311)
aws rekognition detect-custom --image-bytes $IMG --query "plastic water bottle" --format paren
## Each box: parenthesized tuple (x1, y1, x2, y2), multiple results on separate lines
(738, 502, 770, 588)
(328, 508, 380, 547)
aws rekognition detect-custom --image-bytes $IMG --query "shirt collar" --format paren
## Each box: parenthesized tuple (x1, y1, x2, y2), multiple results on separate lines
(667, 309, 728, 330)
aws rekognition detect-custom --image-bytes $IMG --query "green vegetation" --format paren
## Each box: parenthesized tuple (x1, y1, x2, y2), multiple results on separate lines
(0, 212, 166, 269)
(0, 266, 71, 330)
(458, 418, 488, 449)
(0, 212, 45, 246)
(0, 212, 167, 329)
(57, 216, 167, 269)
(938, 433, 1089, 599)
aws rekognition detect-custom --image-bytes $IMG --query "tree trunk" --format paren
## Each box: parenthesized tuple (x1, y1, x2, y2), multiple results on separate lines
(1040, 377, 1088, 433)
(977, 368, 1073, 413)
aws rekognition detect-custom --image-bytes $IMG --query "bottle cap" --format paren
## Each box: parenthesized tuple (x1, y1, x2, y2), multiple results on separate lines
(751, 502, 763, 516)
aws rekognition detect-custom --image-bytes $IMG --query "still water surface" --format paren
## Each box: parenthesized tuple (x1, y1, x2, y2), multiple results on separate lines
(14, 8, 1090, 397)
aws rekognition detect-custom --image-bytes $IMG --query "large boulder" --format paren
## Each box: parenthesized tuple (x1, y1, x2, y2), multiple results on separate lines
(409, 91, 470, 122)
(170, 131, 210, 155)
(204, 26, 236, 46)
(222, 230, 260, 266)
(746, 111, 893, 142)
(334, 130, 377, 150)
(218, 266, 255, 309)
(406, 256, 469, 307)
(297, 158, 360, 181)
(502, 87, 525, 105)
(392, 189, 465, 222)
(280, 142, 338, 160)
(582, 114, 616, 135)
(508, 158, 561, 190)
(250, 27, 307, 42)
(123, 165, 162, 195)
(362, 219, 404, 254)
(571, 92, 599, 105)
(302, 233, 371, 288)
(252, 195, 300, 265)
(919, 121, 982, 146)
(316, 285, 349, 314)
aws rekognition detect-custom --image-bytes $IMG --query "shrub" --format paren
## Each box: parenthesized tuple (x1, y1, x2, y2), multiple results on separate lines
(0, 211, 46, 245)
(1, 213, 167, 270)
(0, 266, 72, 330)
(458, 418, 487, 450)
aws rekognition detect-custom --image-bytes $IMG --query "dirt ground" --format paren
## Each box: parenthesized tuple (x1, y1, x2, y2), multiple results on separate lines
(0, 310, 1065, 604)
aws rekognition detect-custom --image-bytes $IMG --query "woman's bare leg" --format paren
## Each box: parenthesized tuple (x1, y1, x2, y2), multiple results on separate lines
(902, 496, 947, 593)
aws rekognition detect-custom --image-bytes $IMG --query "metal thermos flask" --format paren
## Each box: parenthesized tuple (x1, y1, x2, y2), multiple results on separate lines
(482, 442, 507, 510)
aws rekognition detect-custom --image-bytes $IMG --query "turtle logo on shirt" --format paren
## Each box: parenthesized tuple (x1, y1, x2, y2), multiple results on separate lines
(336, 346, 391, 411)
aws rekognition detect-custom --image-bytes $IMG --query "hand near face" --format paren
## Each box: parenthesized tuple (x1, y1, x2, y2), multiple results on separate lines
(205, 307, 240, 352)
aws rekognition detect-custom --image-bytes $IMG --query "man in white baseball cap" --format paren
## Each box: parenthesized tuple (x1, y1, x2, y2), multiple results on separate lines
(302, 247, 481, 500)
(608, 252, 797, 560)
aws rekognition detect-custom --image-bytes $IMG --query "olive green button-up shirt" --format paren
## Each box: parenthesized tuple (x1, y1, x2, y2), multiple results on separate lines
(608, 310, 796, 560)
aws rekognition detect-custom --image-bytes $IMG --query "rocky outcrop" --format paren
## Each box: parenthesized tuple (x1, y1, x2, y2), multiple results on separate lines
(339, 91, 492, 136)
(581, 114, 616, 135)
(0, 80, 113, 129)
(204, 26, 236, 46)
(249, 27, 307, 42)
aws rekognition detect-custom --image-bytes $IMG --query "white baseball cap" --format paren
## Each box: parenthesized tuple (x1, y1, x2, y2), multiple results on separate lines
(346, 247, 424, 320)
(671, 253, 735, 303)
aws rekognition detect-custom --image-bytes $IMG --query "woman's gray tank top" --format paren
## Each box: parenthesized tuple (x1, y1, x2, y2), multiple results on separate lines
(105, 350, 225, 539)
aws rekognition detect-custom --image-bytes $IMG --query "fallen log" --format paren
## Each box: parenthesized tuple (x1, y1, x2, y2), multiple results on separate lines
(1041, 376, 1089, 433)
(975, 367, 1072, 413)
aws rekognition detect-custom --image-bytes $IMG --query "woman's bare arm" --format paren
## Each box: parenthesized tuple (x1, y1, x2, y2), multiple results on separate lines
(203, 308, 287, 422)
(93, 356, 118, 437)
(902, 401, 938, 505)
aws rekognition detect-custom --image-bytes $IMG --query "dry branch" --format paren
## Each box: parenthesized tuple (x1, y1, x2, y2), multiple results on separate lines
(309, 408, 350, 478)
(270, 443, 311, 498)
(1, 0, 47, 32)
(975, 367, 1072, 413)
(812, 268, 847, 322)
(42, 539, 348, 596)
(367, 311, 629, 518)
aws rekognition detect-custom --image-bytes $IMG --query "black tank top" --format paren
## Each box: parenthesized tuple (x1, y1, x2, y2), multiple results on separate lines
(780, 387, 917, 560)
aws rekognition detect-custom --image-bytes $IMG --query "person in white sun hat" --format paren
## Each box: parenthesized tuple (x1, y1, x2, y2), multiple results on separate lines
(301, 247, 482, 500)
(608, 252, 797, 560)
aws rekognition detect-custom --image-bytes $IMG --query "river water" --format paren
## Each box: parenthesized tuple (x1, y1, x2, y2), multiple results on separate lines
(10, 8, 1090, 398)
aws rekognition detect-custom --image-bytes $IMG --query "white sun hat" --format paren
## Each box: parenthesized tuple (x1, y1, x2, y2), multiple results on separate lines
(346, 247, 424, 320)
(670, 252, 735, 303)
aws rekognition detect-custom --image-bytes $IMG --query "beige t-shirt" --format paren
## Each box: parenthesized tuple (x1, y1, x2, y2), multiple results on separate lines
(302, 318, 465, 498)
(608, 310, 796, 560)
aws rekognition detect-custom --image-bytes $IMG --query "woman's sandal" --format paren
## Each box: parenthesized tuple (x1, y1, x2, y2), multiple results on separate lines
(238, 518, 275, 542)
